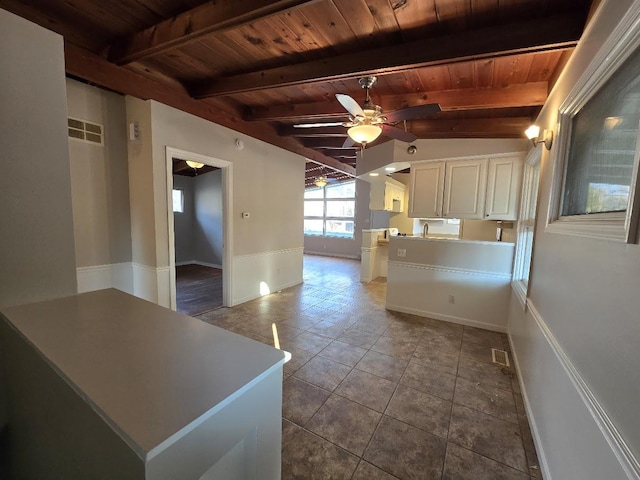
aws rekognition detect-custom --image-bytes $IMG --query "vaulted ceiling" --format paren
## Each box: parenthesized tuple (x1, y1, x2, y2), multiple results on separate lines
(1, 0, 594, 185)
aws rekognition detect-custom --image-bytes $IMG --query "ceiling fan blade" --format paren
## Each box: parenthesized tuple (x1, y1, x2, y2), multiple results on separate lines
(382, 124, 417, 143)
(293, 122, 345, 128)
(336, 94, 365, 118)
(342, 137, 356, 148)
(385, 103, 441, 123)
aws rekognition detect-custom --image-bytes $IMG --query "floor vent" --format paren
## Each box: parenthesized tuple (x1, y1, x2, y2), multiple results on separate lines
(68, 117, 104, 145)
(491, 348, 510, 367)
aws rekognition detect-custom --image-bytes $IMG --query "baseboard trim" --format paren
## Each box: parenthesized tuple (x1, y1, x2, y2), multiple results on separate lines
(520, 300, 640, 480)
(175, 261, 222, 269)
(507, 331, 552, 480)
(76, 262, 133, 295)
(232, 279, 302, 306)
(386, 303, 507, 333)
(388, 260, 512, 279)
(303, 251, 359, 260)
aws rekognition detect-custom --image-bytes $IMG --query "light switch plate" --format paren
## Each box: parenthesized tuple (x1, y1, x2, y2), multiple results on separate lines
(397, 248, 406, 257)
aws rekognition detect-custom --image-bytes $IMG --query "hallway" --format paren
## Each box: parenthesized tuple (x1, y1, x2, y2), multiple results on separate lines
(196, 255, 540, 479)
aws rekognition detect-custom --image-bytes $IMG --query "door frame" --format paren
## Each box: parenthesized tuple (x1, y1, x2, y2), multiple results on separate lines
(165, 147, 233, 310)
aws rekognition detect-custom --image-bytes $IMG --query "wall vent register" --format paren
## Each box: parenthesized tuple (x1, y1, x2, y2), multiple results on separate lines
(68, 117, 104, 145)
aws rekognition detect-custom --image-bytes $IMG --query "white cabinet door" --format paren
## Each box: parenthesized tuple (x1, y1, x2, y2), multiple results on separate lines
(443, 159, 488, 219)
(485, 155, 524, 220)
(370, 181, 405, 212)
(409, 162, 445, 218)
(388, 183, 405, 212)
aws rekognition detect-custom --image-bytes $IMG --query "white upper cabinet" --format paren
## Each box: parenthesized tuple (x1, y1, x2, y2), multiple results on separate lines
(408, 162, 445, 218)
(369, 179, 406, 212)
(443, 159, 488, 219)
(484, 155, 524, 220)
(408, 154, 524, 220)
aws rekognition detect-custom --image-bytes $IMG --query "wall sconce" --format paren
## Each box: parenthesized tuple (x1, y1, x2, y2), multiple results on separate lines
(525, 125, 553, 150)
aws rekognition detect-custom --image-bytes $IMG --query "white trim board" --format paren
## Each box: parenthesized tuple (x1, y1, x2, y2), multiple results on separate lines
(510, 299, 640, 480)
(77, 262, 134, 295)
(175, 261, 222, 269)
(165, 147, 233, 310)
(389, 260, 512, 279)
(303, 250, 360, 260)
(386, 304, 507, 333)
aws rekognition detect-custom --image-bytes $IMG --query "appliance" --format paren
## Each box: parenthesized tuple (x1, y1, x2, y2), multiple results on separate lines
(388, 227, 399, 236)
(293, 77, 441, 147)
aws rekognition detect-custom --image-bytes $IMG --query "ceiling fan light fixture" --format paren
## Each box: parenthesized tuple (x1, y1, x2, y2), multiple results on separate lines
(186, 160, 204, 169)
(314, 175, 328, 187)
(348, 124, 382, 144)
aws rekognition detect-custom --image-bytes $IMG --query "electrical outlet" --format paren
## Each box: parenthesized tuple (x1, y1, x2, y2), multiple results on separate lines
(448, 295, 455, 304)
(397, 248, 406, 258)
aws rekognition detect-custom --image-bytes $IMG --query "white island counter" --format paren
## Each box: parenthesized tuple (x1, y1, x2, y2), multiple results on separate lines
(386, 236, 515, 332)
(0, 289, 286, 480)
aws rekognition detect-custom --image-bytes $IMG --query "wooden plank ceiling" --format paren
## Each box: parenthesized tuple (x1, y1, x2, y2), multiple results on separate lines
(1, 0, 594, 187)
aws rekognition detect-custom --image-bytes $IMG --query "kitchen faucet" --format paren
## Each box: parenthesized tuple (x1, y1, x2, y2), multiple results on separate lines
(422, 222, 429, 237)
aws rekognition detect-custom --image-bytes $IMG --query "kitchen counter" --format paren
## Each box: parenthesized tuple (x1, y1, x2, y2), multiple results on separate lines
(0, 289, 286, 479)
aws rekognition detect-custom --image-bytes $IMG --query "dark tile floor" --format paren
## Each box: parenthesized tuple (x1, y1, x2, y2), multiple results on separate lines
(176, 264, 223, 315)
(196, 255, 542, 480)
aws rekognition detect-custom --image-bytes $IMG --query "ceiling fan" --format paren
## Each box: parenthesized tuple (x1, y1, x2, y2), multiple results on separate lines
(294, 76, 441, 147)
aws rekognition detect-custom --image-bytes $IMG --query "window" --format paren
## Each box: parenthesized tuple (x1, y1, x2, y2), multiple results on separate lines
(172, 189, 184, 213)
(513, 149, 541, 308)
(548, 19, 640, 243)
(304, 181, 356, 238)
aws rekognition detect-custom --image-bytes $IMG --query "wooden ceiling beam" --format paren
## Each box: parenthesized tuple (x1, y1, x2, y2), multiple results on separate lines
(109, 0, 321, 65)
(192, 13, 584, 98)
(279, 126, 348, 137)
(407, 117, 533, 138)
(250, 82, 549, 122)
(64, 43, 355, 176)
(302, 138, 358, 149)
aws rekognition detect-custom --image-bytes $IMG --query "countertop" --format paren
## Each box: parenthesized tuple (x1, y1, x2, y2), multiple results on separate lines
(0, 289, 286, 461)
(389, 235, 514, 246)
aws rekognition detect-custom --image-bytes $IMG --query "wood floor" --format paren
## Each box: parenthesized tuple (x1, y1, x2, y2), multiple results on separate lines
(175, 264, 223, 316)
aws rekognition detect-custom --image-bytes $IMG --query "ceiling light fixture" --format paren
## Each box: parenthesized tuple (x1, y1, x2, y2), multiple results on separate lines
(347, 124, 382, 145)
(385, 167, 396, 172)
(369, 172, 380, 177)
(186, 160, 204, 169)
(314, 175, 328, 187)
(525, 125, 553, 150)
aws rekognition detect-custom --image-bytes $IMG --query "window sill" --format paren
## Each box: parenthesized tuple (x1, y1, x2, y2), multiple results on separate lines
(545, 216, 631, 243)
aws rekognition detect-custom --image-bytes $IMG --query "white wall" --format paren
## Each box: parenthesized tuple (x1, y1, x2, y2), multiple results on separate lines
(0, 5, 78, 443)
(0, 10, 77, 309)
(304, 179, 371, 259)
(66, 79, 134, 295)
(508, 1, 640, 478)
(126, 98, 304, 306)
(386, 237, 514, 332)
(193, 170, 223, 267)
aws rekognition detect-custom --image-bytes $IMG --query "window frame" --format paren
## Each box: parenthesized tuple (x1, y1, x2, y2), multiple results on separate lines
(304, 181, 356, 239)
(546, 9, 640, 244)
(512, 148, 541, 309)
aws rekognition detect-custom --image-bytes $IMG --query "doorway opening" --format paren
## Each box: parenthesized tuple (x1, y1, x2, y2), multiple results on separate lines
(166, 147, 233, 314)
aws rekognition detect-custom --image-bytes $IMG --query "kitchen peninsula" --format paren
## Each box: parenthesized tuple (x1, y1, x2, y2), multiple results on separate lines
(385, 236, 515, 332)
(0, 289, 286, 479)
